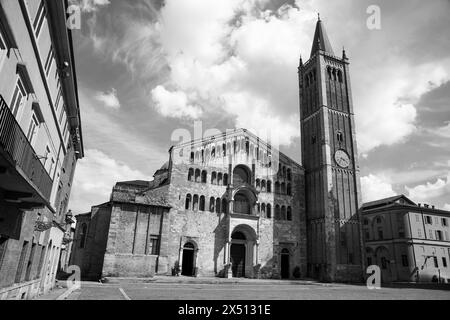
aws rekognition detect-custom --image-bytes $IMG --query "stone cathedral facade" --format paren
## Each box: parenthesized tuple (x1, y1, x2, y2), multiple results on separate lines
(71, 19, 364, 282)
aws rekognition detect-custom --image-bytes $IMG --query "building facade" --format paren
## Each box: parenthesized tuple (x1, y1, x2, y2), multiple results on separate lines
(71, 18, 364, 282)
(362, 195, 450, 283)
(0, 0, 83, 299)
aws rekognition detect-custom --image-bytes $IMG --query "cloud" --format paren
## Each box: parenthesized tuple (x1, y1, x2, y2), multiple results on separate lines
(444, 204, 450, 211)
(406, 172, 450, 202)
(433, 122, 450, 138)
(95, 88, 121, 109)
(70, 149, 149, 213)
(151, 86, 203, 119)
(361, 174, 396, 203)
(73, 0, 111, 12)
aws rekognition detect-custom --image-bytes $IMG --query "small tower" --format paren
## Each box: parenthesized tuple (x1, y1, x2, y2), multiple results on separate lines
(299, 17, 364, 282)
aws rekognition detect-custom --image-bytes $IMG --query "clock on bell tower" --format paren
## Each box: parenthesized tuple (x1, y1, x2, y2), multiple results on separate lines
(299, 16, 365, 282)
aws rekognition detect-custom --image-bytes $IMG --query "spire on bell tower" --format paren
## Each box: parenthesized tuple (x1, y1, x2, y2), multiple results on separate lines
(310, 15, 334, 58)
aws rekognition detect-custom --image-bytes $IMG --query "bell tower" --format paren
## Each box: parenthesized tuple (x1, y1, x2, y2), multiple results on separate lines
(299, 16, 364, 282)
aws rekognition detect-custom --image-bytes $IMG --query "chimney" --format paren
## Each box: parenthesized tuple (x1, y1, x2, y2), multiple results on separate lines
(432, 205, 435, 210)
(424, 204, 429, 209)
(418, 203, 421, 207)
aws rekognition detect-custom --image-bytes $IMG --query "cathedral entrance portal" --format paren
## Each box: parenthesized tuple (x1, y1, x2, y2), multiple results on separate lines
(181, 243, 195, 276)
(231, 243, 246, 278)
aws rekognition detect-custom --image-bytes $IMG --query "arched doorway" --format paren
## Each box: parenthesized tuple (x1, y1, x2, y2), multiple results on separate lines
(281, 249, 290, 279)
(233, 165, 251, 186)
(231, 232, 246, 278)
(182, 243, 195, 276)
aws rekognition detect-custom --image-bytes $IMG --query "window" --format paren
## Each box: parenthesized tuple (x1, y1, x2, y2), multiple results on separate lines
(429, 230, 434, 240)
(188, 168, 194, 181)
(26, 111, 40, 146)
(185, 194, 191, 210)
(267, 181, 272, 193)
(149, 236, 160, 255)
(348, 253, 353, 264)
(336, 131, 344, 143)
(376, 217, 382, 224)
(44, 46, 54, 76)
(209, 197, 215, 213)
(367, 257, 372, 266)
(425, 216, 433, 225)
(55, 88, 62, 111)
(416, 215, 421, 223)
(433, 256, 439, 268)
(442, 218, 448, 227)
(33, 0, 47, 38)
(266, 204, 272, 219)
(10, 78, 26, 117)
(340, 231, 346, 246)
(199, 196, 205, 211)
(363, 219, 369, 225)
(365, 231, 370, 241)
(59, 107, 65, 125)
(436, 230, 444, 241)
(398, 230, 405, 238)
(401, 255, 409, 267)
(418, 229, 422, 238)
(201, 171, 207, 183)
(287, 207, 292, 221)
(193, 195, 199, 211)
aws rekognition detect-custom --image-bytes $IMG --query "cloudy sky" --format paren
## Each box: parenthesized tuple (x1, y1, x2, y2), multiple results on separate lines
(68, 0, 450, 214)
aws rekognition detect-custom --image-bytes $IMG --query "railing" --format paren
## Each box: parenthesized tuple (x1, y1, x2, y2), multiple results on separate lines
(0, 95, 53, 201)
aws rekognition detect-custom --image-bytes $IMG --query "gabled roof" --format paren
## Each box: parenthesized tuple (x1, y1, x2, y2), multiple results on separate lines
(310, 17, 335, 58)
(362, 195, 416, 210)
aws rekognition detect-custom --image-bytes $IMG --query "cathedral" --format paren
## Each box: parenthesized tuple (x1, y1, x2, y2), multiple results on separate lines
(70, 18, 364, 283)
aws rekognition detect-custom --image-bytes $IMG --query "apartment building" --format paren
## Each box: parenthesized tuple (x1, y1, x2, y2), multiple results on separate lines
(0, 0, 83, 299)
(362, 195, 450, 283)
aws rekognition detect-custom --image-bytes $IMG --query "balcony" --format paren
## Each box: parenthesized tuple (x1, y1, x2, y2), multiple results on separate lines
(0, 95, 53, 209)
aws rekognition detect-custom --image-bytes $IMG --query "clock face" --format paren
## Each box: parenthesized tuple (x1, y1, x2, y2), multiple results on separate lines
(335, 150, 351, 168)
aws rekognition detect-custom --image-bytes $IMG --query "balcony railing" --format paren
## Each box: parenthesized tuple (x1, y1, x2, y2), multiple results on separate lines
(0, 95, 53, 201)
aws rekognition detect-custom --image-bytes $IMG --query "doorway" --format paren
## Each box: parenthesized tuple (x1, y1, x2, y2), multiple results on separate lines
(281, 249, 290, 279)
(231, 244, 246, 278)
(181, 243, 195, 276)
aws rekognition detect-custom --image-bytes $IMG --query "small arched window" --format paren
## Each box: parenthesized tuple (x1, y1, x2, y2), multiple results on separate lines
(281, 206, 287, 220)
(261, 180, 266, 192)
(185, 194, 192, 210)
(223, 174, 229, 186)
(275, 182, 280, 194)
(267, 204, 272, 219)
(223, 143, 227, 156)
(281, 182, 286, 194)
(337, 131, 344, 143)
(287, 184, 292, 196)
(267, 181, 272, 193)
(209, 197, 215, 213)
(211, 172, 217, 185)
(211, 147, 216, 158)
(216, 198, 221, 214)
(287, 169, 292, 181)
(201, 170, 207, 183)
(256, 179, 261, 190)
(193, 195, 199, 211)
(287, 207, 292, 221)
(199, 196, 206, 211)
(188, 168, 194, 181)
(261, 204, 266, 218)
(218, 173, 223, 185)
(190, 152, 195, 163)
(195, 169, 201, 182)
